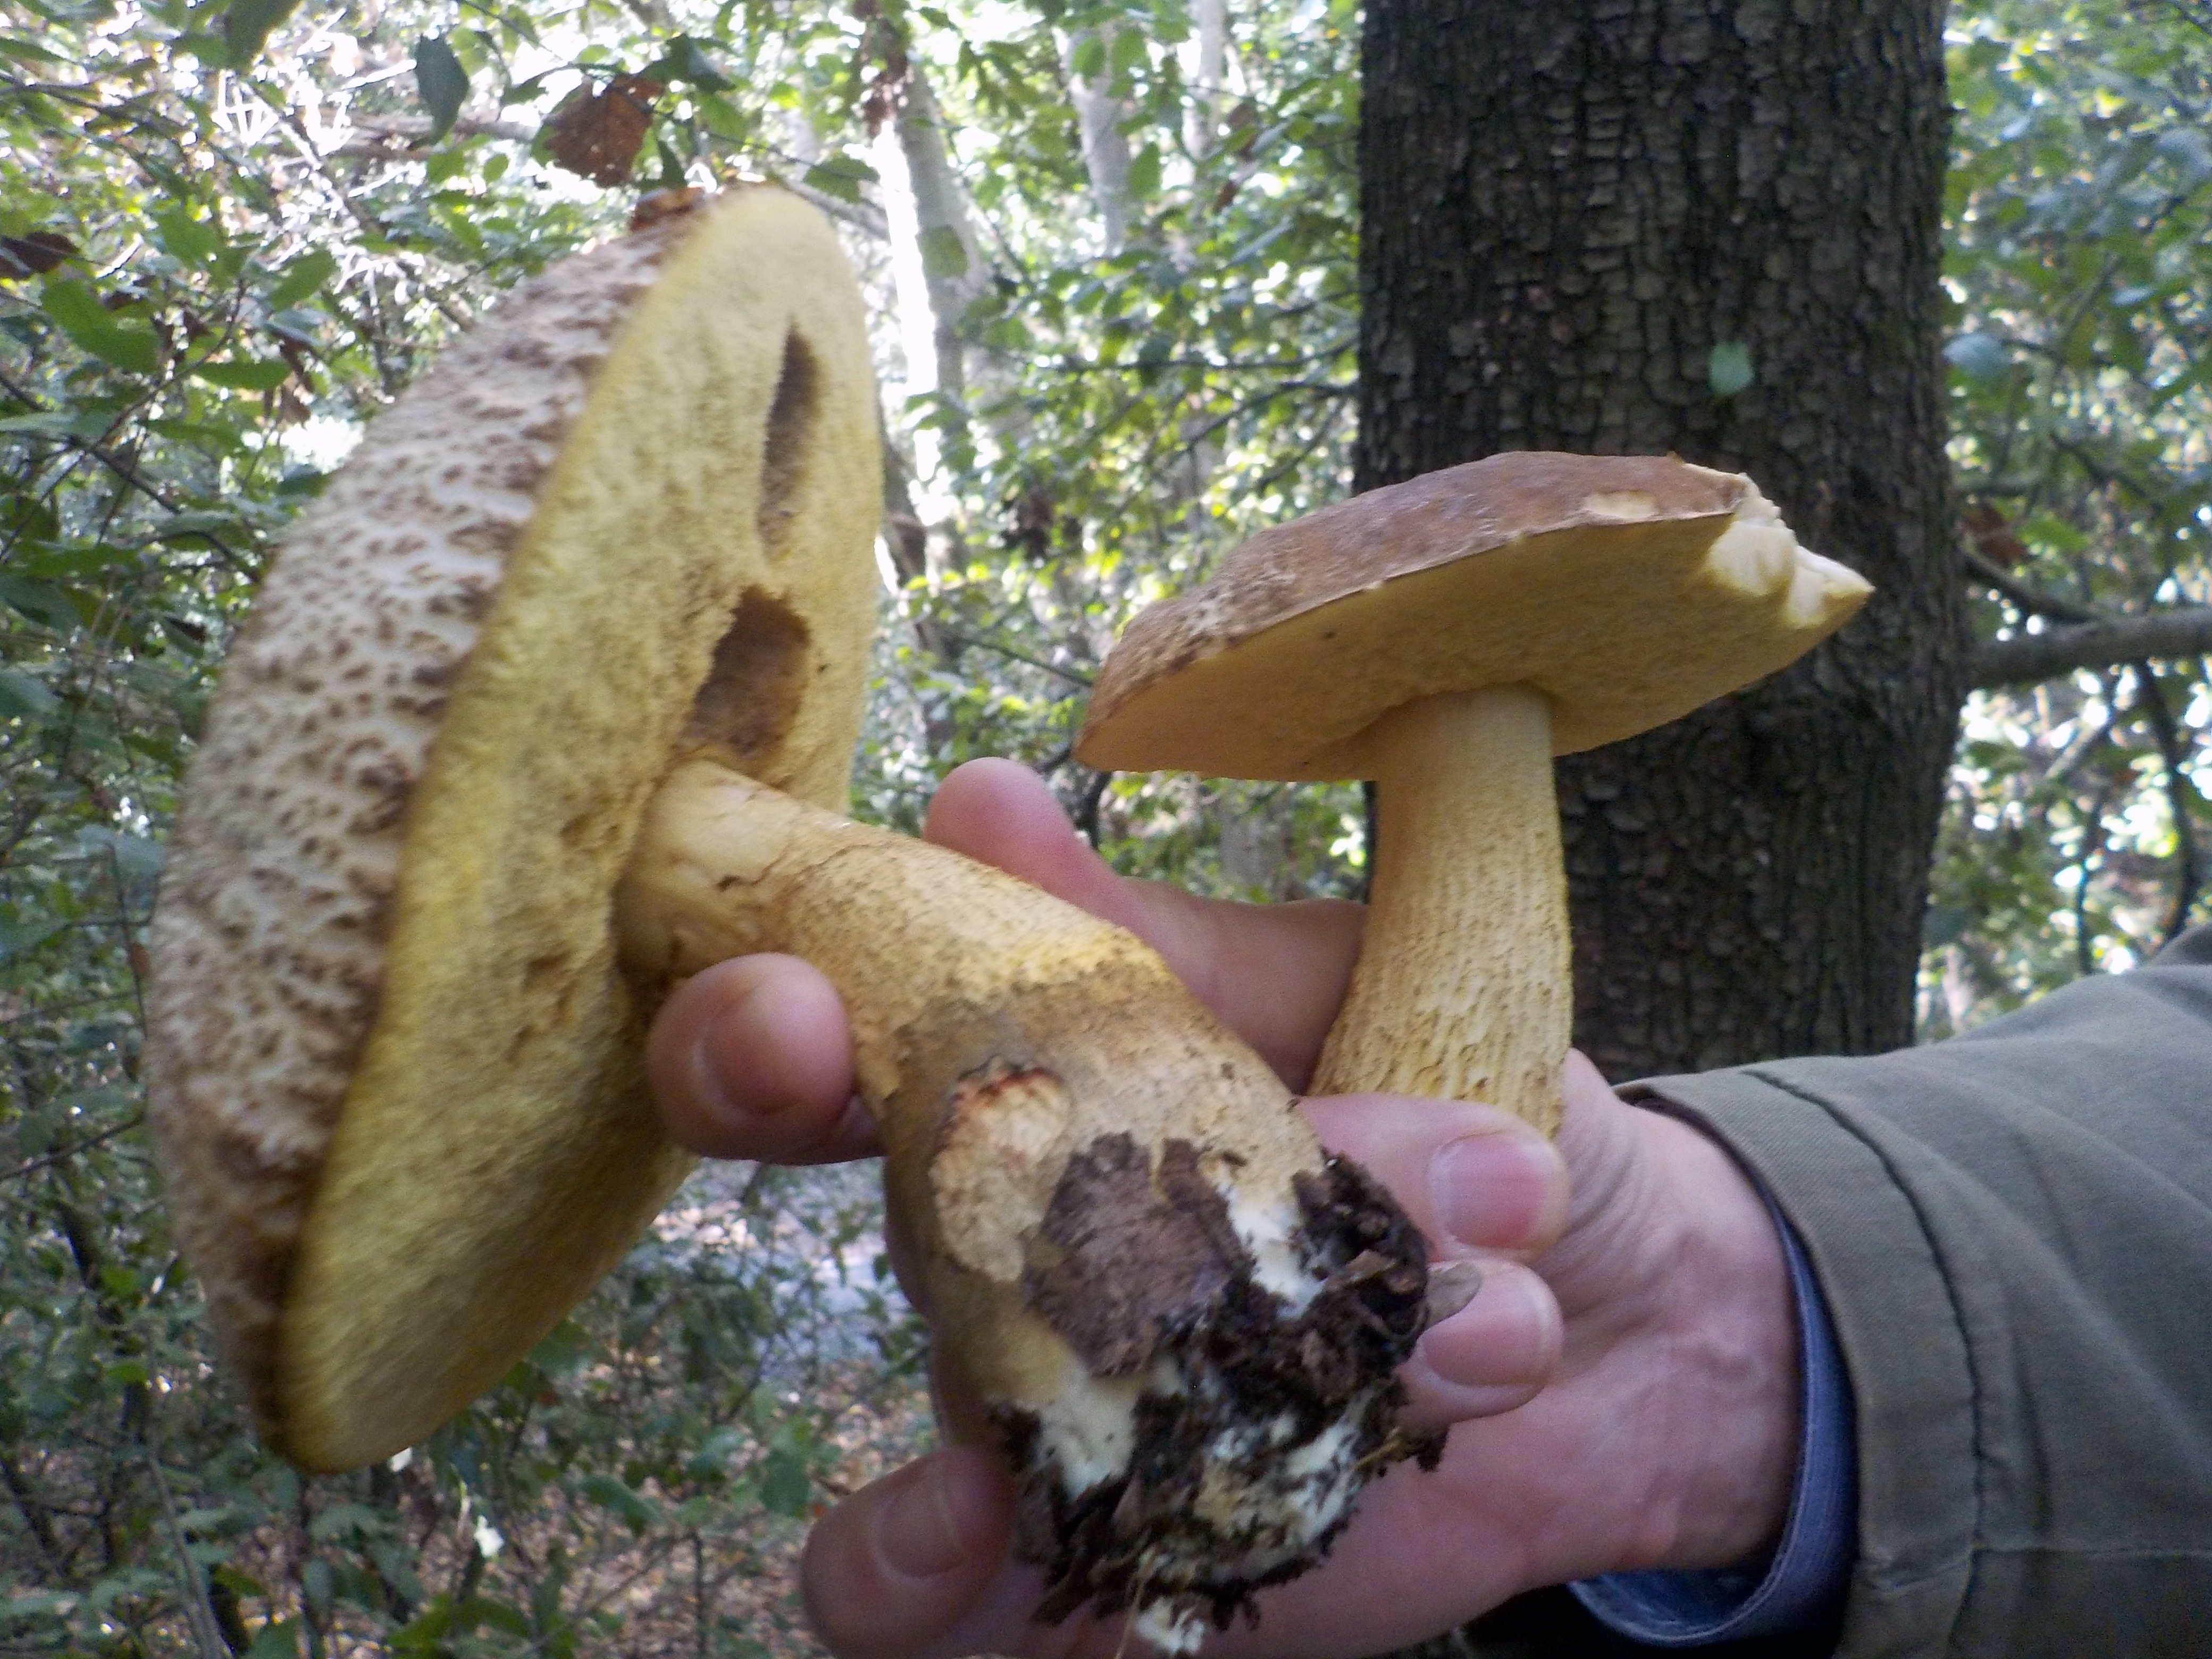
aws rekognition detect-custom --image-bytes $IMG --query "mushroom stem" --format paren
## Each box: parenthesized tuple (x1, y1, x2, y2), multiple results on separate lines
(614, 758, 1438, 1630)
(1310, 685, 1570, 1134)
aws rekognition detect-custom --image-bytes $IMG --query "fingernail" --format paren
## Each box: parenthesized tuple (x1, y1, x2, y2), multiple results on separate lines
(686, 1026, 742, 1125)
(874, 1460, 970, 1580)
(1423, 1259, 1484, 1328)
(691, 984, 781, 1120)
(1429, 1134, 1556, 1249)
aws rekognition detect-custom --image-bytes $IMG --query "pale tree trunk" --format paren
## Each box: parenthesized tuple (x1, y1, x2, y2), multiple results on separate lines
(1185, 0, 1229, 158)
(1065, 25, 1136, 253)
(876, 68, 991, 409)
(1359, 0, 1957, 1650)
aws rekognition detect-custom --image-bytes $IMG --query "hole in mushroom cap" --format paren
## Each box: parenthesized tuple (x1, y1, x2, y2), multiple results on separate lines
(681, 586, 812, 786)
(757, 331, 818, 562)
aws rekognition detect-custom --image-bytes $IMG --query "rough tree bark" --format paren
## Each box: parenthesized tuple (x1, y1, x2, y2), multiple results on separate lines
(1357, 3, 1956, 1652)
(1360, 0, 1962, 1085)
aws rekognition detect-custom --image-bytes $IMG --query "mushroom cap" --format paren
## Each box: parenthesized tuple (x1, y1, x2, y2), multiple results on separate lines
(1075, 453, 1872, 781)
(146, 189, 882, 1470)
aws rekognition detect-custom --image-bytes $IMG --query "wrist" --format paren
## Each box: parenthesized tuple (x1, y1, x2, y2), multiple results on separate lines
(1619, 1107, 1801, 1572)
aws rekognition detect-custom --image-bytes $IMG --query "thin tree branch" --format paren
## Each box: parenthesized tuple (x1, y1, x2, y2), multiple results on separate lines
(0, 1112, 145, 1184)
(2132, 664, 2202, 941)
(1972, 607, 2212, 687)
(0, 365, 258, 579)
(1963, 547, 2099, 624)
(932, 630, 1094, 686)
(333, 112, 538, 152)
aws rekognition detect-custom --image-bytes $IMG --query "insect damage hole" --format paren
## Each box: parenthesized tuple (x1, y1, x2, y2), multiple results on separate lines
(757, 330, 819, 562)
(681, 586, 812, 787)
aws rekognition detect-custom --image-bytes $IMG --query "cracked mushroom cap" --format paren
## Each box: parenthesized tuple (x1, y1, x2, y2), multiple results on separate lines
(1076, 453, 1872, 780)
(147, 189, 882, 1471)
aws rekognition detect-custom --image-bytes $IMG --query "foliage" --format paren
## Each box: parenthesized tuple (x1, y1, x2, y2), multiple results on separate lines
(3, 0, 2208, 1651)
(1929, 0, 2212, 1029)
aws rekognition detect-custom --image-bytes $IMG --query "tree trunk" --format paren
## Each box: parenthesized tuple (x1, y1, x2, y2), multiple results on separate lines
(1065, 26, 1136, 253)
(1359, 0, 1962, 1095)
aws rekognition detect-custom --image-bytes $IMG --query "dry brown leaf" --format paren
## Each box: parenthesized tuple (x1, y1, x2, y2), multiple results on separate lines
(1964, 500, 2030, 568)
(0, 230, 79, 280)
(542, 73, 664, 188)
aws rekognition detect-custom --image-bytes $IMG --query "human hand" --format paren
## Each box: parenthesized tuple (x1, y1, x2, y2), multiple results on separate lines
(644, 760, 1800, 1658)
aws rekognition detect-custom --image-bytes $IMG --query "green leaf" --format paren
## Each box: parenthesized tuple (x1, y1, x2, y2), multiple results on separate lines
(153, 207, 223, 266)
(192, 358, 292, 391)
(0, 409, 116, 442)
(667, 36, 732, 91)
(918, 225, 970, 280)
(1109, 25, 1147, 77)
(1071, 32, 1107, 80)
(802, 156, 879, 204)
(1944, 331, 2010, 387)
(301, 1557, 334, 1621)
(0, 33, 69, 65)
(223, 0, 300, 69)
(77, 826, 164, 881)
(415, 36, 471, 144)
(1127, 143, 1163, 200)
(0, 669, 58, 722)
(247, 1615, 303, 1658)
(695, 94, 750, 144)
(40, 279, 160, 374)
(2154, 127, 2212, 186)
(0, 915, 67, 959)
(0, 574, 81, 633)
(1706, 340, 1755, 398)
(579, 1473, 659, 1533)
(266, 247, 337, 310)
(759, 1446, 810, 1518)
(655, 136, 687, 191)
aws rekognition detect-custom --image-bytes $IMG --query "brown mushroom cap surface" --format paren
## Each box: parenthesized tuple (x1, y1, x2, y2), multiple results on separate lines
(1077, 451, 1872, 780)
(147, 189, 881, 1470)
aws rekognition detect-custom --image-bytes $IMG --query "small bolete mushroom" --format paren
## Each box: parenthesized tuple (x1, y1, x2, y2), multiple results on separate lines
(148, 188, 1436, 1646)
(1075, 453, 1873, 1131)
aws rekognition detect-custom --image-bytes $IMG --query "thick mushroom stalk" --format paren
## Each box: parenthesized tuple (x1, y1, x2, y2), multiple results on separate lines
(1076, 454, 1875, 1135)
(619, 760, 1439, 1644)
(1312, 686, 1567, 1127)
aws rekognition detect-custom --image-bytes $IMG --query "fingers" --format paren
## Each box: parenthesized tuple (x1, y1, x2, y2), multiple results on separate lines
(1300, 1094, 1570, 1259)
(644, 956, 881, 1164)
(926, 759, 1364, 1088)
(801, 1447, 1019, 1659)
(1398, 1261, 1562, 1427)
(1302, 1093, 1571, 1427)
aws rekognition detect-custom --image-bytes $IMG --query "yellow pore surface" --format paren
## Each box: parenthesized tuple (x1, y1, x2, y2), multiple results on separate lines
(284, 192, 881, 1469)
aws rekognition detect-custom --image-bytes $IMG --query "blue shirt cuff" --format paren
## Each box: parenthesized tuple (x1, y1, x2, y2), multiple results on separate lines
(1568, 1201, 1856, 1646)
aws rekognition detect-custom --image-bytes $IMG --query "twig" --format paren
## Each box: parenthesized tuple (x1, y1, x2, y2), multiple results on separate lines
(932, 630, 1094, 686)
(143, 1439, 230, 1659)
(2132, 664, 2202, 941)
(0, 365, 258, 579)
(1963, 547, 2099, 624)
(0, 1113, 146, 1184)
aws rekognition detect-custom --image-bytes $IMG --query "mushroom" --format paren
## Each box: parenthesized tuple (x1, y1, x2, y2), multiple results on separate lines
(1075, 453, 1874, 1131)
(147, 188, 1436, 1647)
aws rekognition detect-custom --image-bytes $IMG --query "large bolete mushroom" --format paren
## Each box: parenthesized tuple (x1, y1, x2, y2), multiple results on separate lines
(148, 188, 1437, 1646)
(1075, 454, 1873, 1130)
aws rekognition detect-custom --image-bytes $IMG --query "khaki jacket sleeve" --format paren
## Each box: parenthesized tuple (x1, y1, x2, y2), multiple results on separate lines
(1629, 928, 2212, 1659)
